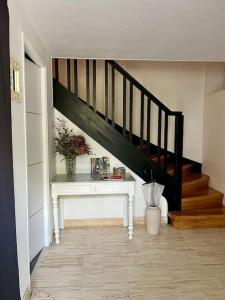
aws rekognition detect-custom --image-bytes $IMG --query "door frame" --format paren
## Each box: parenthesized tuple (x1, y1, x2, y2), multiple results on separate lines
(23, 34, 51, 247)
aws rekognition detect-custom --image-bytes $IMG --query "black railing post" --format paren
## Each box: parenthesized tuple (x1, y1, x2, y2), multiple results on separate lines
(93, 60, 96, 111)
(129, 82, 133, 143)
(163, 112, 168, 170)
(55, 58, 59, 81)
(140, 92, 144, 146)
(105, 61, 108, 121)
(86, 60, 90, 105)
(173, 113, 184, 211)
(146, 97, 151, 155)
(157, 108, 162, 164)
(74, 59, 78, 97)
(67, 59, 71, 91)
(123, 76, 127, 137)
(111, 67, 115, 128)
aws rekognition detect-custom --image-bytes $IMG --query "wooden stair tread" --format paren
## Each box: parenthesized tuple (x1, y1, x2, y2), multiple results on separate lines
(182, 173, 207, 183)
(182, 187, 223, 199)
(169, 206, 225, 229)
(169, 206, 225, 218)
(182, 188, 223, 211)
(182, 174, 209, 197)
(167, 163, 192, 176)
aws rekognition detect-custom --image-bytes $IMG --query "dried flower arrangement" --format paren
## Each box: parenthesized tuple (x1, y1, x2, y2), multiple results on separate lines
(55, 118, 92, 160)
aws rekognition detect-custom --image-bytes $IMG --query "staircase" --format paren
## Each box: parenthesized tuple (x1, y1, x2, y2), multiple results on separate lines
(141, 147, 225, 229)
(169, 166, 225, 229)
(53, 58, 225, 229)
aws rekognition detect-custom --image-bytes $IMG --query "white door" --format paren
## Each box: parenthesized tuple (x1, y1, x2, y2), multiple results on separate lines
(25, 58, 44, 262)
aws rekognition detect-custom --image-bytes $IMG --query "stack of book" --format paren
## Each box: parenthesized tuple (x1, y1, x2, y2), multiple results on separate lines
(90, 157, 110, 175)
(102, 174, 124, 181)
(90, 157, 125, 181)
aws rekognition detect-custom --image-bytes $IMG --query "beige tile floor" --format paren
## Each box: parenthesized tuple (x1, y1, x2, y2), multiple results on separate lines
(31, 225, 225, 300)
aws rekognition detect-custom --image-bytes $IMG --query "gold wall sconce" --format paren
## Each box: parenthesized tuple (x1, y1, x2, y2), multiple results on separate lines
(11, 58, 22, 102)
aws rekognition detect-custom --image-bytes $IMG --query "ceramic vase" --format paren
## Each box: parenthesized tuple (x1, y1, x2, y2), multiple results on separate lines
(145, 206, 161, 235)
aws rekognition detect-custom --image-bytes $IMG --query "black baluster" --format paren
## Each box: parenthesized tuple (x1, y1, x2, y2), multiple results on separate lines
(123, 76, 126, 137)
(105, 61, 108, 121)
(67, 59, 71, 91)
(173, 113, 184, 211)
(140, 92, 144, 146)
(86, 60, 90, 105)
(147, 97, 151, 155)
(93, 59, 96, 111)
(55, 58, 59, 81)
(163, 112, 168, 170)
(129, 82, 133, 142)
(111, 67, 115, 127)
(74, 59, 78, 96)
(157, 108, 162, 164)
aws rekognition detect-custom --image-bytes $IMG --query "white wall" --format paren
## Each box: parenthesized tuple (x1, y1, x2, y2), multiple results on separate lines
(8, 0, 54, 298)
(204, 63, 225, 95)
(202, 63, 225, 203)
(54, 60, 225, 163)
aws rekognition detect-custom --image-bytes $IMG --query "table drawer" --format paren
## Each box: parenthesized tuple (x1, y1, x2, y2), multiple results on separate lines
(57, 184, 94, 195)
(95, 183, 128, 194)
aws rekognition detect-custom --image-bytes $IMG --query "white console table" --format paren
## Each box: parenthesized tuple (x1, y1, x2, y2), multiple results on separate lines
(51, 174, 135, 244)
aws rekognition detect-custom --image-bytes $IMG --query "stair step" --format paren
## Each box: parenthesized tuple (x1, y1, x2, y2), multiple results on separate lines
(182, 188, 224, 211)
(182, 174, 209, 197)
(167, 163, 192, 177)
(169, 206, 225, 229)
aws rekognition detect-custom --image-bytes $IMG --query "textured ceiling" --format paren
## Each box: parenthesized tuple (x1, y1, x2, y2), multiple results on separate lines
(20, 0, 225, 61)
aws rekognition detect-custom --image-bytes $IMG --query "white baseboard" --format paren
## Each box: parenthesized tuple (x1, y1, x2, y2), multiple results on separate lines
(64, 216, 168, 227)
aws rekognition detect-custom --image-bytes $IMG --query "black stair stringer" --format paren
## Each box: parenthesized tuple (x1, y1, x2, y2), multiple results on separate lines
(53, 79, 175, 209)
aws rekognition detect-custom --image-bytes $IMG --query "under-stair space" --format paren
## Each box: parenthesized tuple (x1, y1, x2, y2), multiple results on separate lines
(53, 58, 225, 230)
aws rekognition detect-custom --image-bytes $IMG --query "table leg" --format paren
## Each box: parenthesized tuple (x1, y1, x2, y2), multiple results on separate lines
(123, 198, 128, 227)
(128, 194, 134, 240)
(59, 199, 64, 229)
(52, 196, 60, 244)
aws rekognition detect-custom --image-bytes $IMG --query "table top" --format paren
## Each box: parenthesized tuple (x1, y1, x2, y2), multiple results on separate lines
(51, 173, 135, 184)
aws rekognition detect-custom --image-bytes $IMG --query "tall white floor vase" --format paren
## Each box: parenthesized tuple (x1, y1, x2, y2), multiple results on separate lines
(145, 206, 161, 235)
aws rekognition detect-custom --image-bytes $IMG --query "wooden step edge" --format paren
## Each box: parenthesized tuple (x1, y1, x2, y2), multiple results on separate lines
(167, 163, 192, 176)
(182, 200, 223, 211)
(182, 187, 224, 199)
(169, 207, 225, 220)
(170, 213, 225, 221)
(170, 217, 225, 229)
(182, 188, 224, 211)
(182, 175, 210, 197)
(182, 174, 209, 186)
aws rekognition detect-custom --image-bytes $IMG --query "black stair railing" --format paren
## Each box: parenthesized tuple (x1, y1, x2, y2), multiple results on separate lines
(105, 60, 184, 211)
(54, 58, 184, 211)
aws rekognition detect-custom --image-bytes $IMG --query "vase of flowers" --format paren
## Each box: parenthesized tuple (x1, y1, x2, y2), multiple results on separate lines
(55, 118, 92, 175)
